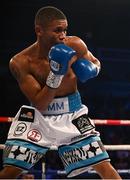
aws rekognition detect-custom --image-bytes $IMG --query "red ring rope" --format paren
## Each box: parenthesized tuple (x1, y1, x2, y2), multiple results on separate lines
(0, 117, 130, 125)
(0, 117, 13, 122)
(93, 119, 130, 126)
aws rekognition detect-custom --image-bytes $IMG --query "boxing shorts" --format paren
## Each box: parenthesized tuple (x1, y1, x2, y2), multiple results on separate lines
(3, 91, 110, 177)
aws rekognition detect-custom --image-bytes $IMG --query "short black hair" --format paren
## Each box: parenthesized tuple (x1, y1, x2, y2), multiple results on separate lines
(35, 6, 67, 26)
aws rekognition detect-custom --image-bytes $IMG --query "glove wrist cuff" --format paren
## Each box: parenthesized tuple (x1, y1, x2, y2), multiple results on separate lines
(46, 71, 64, 89)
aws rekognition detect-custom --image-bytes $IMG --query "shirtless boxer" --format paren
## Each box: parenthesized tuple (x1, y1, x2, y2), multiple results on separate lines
(0, 6, 121, 179)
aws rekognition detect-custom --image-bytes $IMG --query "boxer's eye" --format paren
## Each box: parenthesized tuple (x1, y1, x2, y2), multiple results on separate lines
(54, 27, 67, 33)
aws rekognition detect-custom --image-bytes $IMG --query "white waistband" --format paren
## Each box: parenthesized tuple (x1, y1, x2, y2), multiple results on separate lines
(42, 92, 82, 115)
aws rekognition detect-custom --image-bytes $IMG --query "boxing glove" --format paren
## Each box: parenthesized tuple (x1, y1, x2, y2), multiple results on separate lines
(72, 58, 100, 83)
(46, 44, 76, 88)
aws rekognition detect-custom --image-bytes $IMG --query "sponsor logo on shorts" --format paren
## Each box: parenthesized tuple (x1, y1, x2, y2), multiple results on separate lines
(27, 129, 42, 142)
(14, 123, 27, 136)
(72, 114, 95, 134)
(18, 107, 35, 122)
(21, 112, 33, 119)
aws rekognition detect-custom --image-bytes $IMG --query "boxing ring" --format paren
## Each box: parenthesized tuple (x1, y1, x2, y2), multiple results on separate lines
(0, 117, 130, 178)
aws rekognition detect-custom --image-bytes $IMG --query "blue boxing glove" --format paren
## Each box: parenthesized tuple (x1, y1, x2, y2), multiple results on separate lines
(46, 44, 76, 88)
(72, 58, 100, 83)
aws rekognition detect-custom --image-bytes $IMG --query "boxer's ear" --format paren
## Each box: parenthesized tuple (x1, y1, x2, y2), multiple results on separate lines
(35, 25, 44, 36)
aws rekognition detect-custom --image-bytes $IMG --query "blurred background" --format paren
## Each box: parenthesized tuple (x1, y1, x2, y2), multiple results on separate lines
(1, 0, 130, 179)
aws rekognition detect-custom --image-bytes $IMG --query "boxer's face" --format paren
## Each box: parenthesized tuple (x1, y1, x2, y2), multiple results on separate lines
(43, 19, 68, 45)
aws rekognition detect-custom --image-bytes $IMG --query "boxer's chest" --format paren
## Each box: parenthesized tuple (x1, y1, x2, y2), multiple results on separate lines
(30, 59, 50, 86)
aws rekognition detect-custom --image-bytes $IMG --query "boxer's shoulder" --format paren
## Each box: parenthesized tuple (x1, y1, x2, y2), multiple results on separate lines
(9, 52, 31, 78)
(10, 43, 36, 69)
(64, 36, 87, 57)
(64, 36, 81, 46)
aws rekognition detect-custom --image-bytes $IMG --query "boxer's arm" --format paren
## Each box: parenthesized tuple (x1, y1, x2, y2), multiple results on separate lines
(69, 36, 101, 82)
(69, 36, 100, 68)
(9, 44, 76, 112)
(9, 58, 57, 112)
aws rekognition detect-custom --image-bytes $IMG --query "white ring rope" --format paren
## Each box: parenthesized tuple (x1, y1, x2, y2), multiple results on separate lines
(0, 144, 130, 151)
(50, 145, 130, 151)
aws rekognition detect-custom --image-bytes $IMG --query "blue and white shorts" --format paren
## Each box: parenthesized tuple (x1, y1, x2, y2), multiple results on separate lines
(3, 92, 110, 177)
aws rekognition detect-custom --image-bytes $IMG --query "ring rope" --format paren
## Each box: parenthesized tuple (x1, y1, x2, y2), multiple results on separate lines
(50, 145, 130, 151)
(93, 119, 130, 126)
(0, 117, 13, 122)
(0, 117, 130, 126)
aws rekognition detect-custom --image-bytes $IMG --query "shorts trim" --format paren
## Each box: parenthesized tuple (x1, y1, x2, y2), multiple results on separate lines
(6, 138, 48, 151)
(58, 135, 109, 177)
(3, 139, 48, 170)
